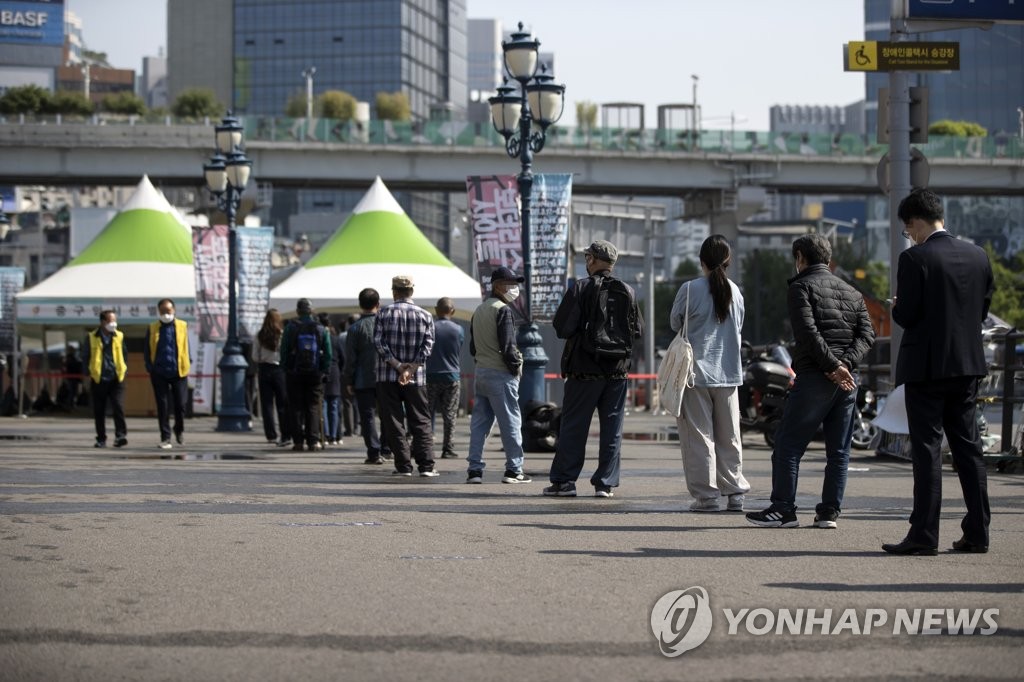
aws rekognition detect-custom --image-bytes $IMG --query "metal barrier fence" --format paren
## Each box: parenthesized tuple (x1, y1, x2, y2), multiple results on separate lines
(2, 113, 1022, 160)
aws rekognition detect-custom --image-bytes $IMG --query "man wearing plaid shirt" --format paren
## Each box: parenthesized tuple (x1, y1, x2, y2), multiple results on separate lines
(374, 275, 438, 476)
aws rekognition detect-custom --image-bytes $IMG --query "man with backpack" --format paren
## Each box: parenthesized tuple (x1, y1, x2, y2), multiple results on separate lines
(545, 240, 643, 498)
(280, 298, 332, 451)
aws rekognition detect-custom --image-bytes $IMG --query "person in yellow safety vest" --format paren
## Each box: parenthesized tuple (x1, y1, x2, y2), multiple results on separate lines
(144, 298, 191, 450)
(88, 310, 128, 448)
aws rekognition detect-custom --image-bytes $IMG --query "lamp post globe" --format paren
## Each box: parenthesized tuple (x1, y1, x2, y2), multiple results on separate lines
(488, 22, 566, 415)
(204, 112, 252, 432)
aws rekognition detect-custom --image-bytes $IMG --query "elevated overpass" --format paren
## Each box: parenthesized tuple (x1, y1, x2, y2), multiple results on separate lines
(1, 119, 1021, 198)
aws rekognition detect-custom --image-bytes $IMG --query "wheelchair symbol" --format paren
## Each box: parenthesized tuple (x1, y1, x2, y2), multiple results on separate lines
(855, 45, 871, 66)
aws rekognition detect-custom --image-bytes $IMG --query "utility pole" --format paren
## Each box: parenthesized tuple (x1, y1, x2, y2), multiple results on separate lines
(643, 207, 655, 411)
(302, 67, 316, 125)
(691, 74, 699, 149)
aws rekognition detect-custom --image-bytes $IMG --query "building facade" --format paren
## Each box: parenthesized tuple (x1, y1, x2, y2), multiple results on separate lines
(864, 0, 1024, 138)
(169, 0, 477, 121)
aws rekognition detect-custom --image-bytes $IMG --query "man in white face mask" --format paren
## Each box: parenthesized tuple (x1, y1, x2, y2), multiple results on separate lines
(88, 310, 128, 448)
(144, 298, 191, 449)
(464, 266, 531, 484)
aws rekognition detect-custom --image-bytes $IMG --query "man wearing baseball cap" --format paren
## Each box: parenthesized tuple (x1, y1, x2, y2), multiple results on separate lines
(545, 240, 643, 498)
(465, 266, 532, 484)
(373, 275, 438, 477)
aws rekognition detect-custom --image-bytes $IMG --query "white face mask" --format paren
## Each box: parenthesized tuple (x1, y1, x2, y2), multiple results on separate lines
(504, 285, 520, 301)
(104, 322, 117, 333)
(160, 313, 175, 324)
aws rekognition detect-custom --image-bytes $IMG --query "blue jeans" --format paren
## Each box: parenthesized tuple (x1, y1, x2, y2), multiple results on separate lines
(322, 395, 341, 441)
(467, 367, 524, 473)
(770, 371, 857, 514)
(354, 388, 389, 457)
(549, 377, 627, 488)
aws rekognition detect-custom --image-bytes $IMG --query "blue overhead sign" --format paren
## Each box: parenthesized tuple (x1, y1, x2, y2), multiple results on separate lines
(907, 0, 1024, 23)
(0, 0, 64, 46)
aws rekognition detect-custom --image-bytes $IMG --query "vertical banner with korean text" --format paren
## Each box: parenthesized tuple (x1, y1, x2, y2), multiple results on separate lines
(0, 267, 26, 353)
(527, 173, 572, 323)
(236, 226, 274, 343)
(191, 340, 217, 415)
(466, 175, 526, 319)
(192, 225, 229, 342)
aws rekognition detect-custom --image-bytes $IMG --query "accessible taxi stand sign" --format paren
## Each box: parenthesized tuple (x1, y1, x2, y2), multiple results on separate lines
(844, 40, 960, 71)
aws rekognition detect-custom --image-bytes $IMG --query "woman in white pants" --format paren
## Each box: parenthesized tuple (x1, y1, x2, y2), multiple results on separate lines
(670, 235, 750, 512)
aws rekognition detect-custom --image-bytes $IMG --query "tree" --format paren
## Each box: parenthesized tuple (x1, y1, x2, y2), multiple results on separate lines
(741, 249, 794, 345)
(46, 91, 93, 116)
(985, 244, 1024, 329)
(0, 84, 51, 114)
(171, 88, 223, 119)
(576, 100, 598, 130)
(284, 92, 309, 118)
(929, 119, 988, 137)
(318, 90, 356, 120)
(82, 50, 111, 68)
(675, 258, 700, 279)
(101, 92, 146, 115)
(375, 91, 410, 121)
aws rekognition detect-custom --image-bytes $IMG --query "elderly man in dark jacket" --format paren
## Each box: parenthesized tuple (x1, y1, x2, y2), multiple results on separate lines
(545, 240, 643, 498)
(747, 234, 875, 530)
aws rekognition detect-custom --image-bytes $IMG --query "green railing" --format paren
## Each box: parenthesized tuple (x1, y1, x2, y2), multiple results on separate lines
(2, 113, 1022, 159)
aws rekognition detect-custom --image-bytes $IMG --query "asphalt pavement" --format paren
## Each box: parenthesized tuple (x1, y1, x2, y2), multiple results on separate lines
(1, 412, 1022, 681)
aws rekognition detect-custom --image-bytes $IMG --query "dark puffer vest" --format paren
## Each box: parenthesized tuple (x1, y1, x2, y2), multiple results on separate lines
(786, 264, 875, 375)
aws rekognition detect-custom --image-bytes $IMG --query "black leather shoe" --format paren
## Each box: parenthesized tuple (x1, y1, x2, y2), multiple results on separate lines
(882, 539, 938, 556)
(952, 536, 988, 553)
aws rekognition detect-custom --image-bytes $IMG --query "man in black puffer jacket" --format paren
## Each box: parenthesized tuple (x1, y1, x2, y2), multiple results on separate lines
(747, 233, 874, 530)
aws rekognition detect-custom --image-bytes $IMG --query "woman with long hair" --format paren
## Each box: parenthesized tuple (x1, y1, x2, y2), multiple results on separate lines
(669, 235, 750, 512)
(252, 308, 291, 446)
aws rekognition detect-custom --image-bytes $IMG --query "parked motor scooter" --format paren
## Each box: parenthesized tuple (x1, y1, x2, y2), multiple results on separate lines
(738, 342, 795, 447)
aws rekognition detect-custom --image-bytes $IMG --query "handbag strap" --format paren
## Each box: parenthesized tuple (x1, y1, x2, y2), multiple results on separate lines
(681, 283, 691, 338)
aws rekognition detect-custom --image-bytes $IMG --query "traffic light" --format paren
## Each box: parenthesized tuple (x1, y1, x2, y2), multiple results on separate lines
(877, 87, 929, 144)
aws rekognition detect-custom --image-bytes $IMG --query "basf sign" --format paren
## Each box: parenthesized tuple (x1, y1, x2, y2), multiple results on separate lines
(0, 0, 64, 46)
(907, 0, 1024, 23)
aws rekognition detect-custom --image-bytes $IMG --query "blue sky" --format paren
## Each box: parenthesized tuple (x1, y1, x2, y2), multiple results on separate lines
(67, 0, 866, 131)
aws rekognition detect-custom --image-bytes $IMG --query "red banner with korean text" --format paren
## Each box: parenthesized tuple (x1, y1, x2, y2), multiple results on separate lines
(192, 225, 229, 342)
(466, 175, 526, 320)
(466, 174, 571, 323)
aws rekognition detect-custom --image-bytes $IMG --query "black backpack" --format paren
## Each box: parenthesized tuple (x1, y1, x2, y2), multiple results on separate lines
(581, 275, 637, 359)
(292, 321, 324, 375)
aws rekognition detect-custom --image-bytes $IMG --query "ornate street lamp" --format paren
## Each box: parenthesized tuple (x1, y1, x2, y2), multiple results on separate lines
(489, 22, 566, 411)
(203, 112, 253, 432)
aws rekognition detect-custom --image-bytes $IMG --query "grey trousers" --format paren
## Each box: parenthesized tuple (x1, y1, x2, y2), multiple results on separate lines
(676, 386, 750, 501)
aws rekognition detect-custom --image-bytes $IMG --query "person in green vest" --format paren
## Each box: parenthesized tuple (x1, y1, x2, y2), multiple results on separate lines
(465, 266, 531, 485)
(144, 298, 191, 450)
(88, 310, 128, 448)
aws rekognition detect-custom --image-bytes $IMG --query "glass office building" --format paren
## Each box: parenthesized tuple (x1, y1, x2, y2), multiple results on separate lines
(233, 0, 467, 121)
(864, 0, 1024, 138)
(863, 0, 1024, 260)
(167, 0, 469, 258)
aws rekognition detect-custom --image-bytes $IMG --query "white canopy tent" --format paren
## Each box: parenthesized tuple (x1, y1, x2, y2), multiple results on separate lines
(270, 177, 483, 319)
(15, 175, 196, 335)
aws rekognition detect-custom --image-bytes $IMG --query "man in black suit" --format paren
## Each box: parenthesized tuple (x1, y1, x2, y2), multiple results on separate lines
(882, 189, 995, 556)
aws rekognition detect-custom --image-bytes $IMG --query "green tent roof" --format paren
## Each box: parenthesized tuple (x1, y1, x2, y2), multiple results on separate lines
(306, 210, 451, 268)
(68, 176, 193, 267)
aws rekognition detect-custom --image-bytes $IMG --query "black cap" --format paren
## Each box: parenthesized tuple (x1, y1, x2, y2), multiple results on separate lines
(490, 266, 525, 283)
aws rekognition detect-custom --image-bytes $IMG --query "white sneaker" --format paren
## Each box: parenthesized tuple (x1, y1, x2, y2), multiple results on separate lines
(689, 498, 720, 512)
(419, 470, 440, 478)
(158, 441, 172, 450)
(727, 494, 745, 512)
